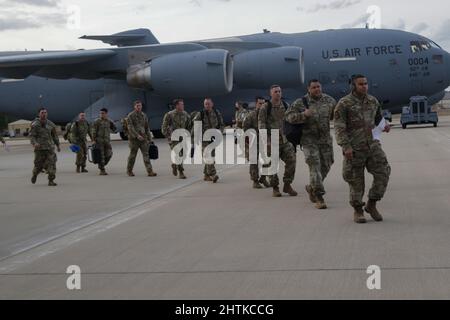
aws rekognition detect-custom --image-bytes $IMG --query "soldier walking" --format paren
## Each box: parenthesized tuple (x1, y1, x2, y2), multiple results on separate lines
(69, 112, 93, 173)
(92, 108, 116, 176)
(334, 74, 391, 223)
(258, 85, 298, 197)
(126, 100, 157, 177)
(161, 99, 191, 179)
(286, 80, 337, 209)
(30, 108, 61, 186)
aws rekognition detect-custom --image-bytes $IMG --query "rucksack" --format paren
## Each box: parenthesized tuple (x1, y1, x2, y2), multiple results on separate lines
(121, 117, 129, 137)
(63, 122, 73, 141)
(267, 98, 308, 150)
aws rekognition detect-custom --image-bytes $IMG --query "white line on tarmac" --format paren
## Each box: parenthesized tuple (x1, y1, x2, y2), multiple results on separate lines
(0, 166, 236, 273)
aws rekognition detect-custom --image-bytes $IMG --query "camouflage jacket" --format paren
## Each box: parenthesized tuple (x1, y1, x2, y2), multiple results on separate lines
(30, 118, 59, 151)
(235, 108, 248, 129)
(334, 93, 383, 151)
(92, 118, 117, 144)
(126, 110, 152, 142)
(192, 108, 225, 134)
(258, 100, 289, 144)
(70, 120, 92, 144)
(285, 93, 336, 146)
(243, 109, 259, 131)
(161, 110, 191, 139)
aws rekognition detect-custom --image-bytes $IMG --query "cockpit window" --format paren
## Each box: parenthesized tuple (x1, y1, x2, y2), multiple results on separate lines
(410, 40, 436, 53)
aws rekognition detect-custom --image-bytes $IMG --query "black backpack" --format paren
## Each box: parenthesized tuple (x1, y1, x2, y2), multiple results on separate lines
(267, 98, 308, 150)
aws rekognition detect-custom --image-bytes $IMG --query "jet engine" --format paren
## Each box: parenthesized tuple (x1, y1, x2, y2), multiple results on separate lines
(127, 49, 233, 97)
(233, 46, 304, 89)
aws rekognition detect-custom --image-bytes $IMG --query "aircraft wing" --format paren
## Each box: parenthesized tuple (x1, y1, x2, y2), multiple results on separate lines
(0, 43, 207, 79)
(195, 41, 281, 55)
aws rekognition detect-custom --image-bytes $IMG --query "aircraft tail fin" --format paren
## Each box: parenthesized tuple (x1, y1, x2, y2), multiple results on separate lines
(79, 28, 159, 47)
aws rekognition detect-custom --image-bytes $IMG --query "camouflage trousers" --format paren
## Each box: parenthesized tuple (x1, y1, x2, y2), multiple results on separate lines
(97, 142, 113, 171)
(33, 149, 57, 181)
(247, 143, 267, 182)
(303, 143, 334, 196)
(169, 141, 185, 172)
(268, 141, 296, 187)
(127, 139, 152, 173)
(75, 142, 88, 167)
(342, 141, 391, 208)
(202, 142, 216, 177)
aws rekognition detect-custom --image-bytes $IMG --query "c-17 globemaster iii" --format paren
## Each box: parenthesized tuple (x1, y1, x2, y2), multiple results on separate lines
(0, 27, 449, 137)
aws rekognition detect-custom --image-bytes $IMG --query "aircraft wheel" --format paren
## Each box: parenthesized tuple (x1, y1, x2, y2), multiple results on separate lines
(433, 122, 437, 128)
(402, 124, 407, 129)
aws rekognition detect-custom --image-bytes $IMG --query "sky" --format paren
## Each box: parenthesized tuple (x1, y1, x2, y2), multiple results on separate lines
(0, 0, 449, 52)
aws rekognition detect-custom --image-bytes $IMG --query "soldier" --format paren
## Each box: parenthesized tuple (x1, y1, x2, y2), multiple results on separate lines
(126, 100, 157, 177)
(69, 112, 93, 173)
(161, 98, 191, 179)
(234, 101, 248, 129)
(243, 97, 270, 189)
(192, 98, 224, 183)
(92, 108, 117, 176)
(285, 80, 337, 209)
(30, 108, 61, 186)
(258, 85, 298, 197)
(334, 74, 391, 224)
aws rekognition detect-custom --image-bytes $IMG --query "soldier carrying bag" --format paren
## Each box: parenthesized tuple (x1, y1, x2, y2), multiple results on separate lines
(267, 99, 308, 150)
(88, 144, 102, 164)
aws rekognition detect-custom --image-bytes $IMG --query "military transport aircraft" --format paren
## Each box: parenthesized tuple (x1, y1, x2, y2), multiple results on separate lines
(0, 28, 449, 137)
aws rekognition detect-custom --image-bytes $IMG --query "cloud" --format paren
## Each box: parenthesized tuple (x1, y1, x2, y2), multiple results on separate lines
(341, 13, 370, 28)
(297, 0, 362, 13)
(410, 22, 429, 34)
(434, 19, 450, 42)
(0, 0, 68, 32)
(4, 0, 61, 6)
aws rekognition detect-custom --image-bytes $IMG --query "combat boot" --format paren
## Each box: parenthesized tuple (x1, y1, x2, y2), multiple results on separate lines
(259, 177, 271, 188)
(31, 174, 37, 184)
(212, 175, 219, 183)
(315, 195, 327, 210)
(81, 166, 88, 173)
(76, 166, 81, 173)
(283, 184, 298, 197)
(272, 187, 282, 197)
(147, 169, 157, 177)
(365, 199, 383, 222)
(127, 171, 135, 177)
(99, 170, 108, 176)
(48, 180, 57, 186)
(253, 181, 263, 189)
(204, 175, 212, 181)
(171, 164, 178, 176)
(178, 171, 186, 179)
(353, 206, 367, 224)
(305, 185, 317, 203)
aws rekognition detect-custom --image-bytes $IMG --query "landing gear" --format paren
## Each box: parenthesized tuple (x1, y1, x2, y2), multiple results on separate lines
(402, 123, 407, 129)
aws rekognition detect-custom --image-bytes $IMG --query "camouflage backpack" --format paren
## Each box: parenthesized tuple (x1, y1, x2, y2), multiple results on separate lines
(121, 117, 129, 137)
(63, 122, 73, 141)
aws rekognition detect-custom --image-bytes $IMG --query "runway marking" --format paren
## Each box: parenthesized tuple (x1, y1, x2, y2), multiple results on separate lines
(0, 166, 236, 273)
(2, 265, 450, 276)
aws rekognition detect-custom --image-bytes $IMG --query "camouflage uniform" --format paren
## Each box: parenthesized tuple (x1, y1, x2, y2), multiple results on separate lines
(235, 107, 248, 129)
(243, 108, 268, 184)
(30, 118, 60, 182)
(70, 120, 93, 169)
(258, 101, 297, 187)
(193, 108, 224, 177)
(286, 94, 336, 197)
(334, 93, 391, 208)
(92, 118, 116, 171)
(126, 110, 153, 174)
(161, 109, 191, 174)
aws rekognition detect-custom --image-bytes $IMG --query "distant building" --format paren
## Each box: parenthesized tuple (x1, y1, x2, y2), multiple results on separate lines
(8, 119, 31, 137)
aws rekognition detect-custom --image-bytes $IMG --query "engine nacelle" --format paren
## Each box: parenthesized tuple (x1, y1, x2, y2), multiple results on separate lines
(233, 46, 304, 89)
(127, 49, 233, 97)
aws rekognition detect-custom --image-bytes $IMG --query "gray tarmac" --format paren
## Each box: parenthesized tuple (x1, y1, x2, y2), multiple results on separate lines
(0, 118, 450, 299)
